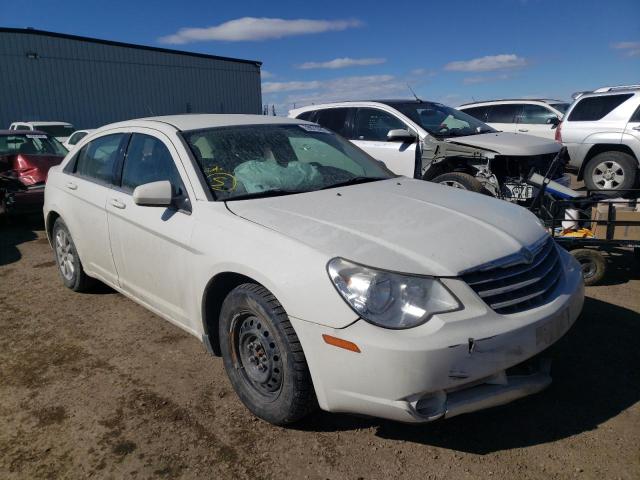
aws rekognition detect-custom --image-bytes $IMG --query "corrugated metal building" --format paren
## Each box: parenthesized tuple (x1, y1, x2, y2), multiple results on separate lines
(0, 28, 263, 129)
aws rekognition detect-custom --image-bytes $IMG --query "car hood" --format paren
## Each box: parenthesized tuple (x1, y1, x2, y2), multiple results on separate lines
(1, 154, 64, 186)
(445, 132, 561, 156)
(226, 178, 546, 277)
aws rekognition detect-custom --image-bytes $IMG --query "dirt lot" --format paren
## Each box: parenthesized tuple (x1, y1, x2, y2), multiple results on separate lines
(1, 217, 639, 480)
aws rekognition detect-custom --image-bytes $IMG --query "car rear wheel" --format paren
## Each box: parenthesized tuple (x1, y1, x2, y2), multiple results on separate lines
(584, 151, 637, 193)
(52, 218, 95, 292)
(219, 283, 316, 425)
(432, 172, 485, 193)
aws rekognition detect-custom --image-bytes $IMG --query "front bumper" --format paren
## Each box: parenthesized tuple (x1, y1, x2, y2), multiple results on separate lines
(291, 248, 584, 423)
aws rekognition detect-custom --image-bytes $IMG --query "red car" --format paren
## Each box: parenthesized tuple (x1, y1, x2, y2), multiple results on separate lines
(0, 130, 68, 216)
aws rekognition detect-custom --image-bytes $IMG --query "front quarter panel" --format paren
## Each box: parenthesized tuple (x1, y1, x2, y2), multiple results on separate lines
(190, 203, 359, 331)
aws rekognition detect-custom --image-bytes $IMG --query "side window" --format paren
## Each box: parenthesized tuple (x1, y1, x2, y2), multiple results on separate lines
(629, 104, 640, 123)
(121, 134, 186, 198)
(69, 132, 87, 146)
(74, 133, 124, 184)
(461, 106, 489, 122)
(16, 125, 31, 131)
(354, 108, 405, 141)
(568, 94, 634, 121)
(486, 104, 521, 123)
(519, 104, 558, 125)
(314, 108, 350, 137)
(295, 111, 315, 121)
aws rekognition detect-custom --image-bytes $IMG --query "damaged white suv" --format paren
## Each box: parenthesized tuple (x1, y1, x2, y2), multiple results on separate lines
(290, 100, 566, 202)
(44, 114, 584, 425)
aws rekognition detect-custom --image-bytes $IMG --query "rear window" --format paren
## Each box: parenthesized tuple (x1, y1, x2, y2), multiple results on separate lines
(36, 125, 75, 137)
(567, 94, 633, 121)
(0, 134, 67, 156)
(295, 111, 315, 121)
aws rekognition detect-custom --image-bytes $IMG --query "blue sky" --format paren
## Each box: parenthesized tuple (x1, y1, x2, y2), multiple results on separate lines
(3, 0, 639, 113)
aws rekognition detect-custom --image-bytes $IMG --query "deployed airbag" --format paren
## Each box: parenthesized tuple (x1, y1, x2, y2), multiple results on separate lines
(234, 160, 323, 193)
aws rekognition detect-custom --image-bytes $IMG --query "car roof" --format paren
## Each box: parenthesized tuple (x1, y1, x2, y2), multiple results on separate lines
(459, 99, 566, 107)
(0, 129, 50, 136)
(13, 121, 73, 126)
(289, 99, 441, 115)
(573, 88, 640, 100)
(100, 114, 312, 132)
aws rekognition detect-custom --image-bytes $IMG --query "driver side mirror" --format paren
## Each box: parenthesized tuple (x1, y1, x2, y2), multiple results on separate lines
(133, 180, 173, 207)
(546, 116, 560, 128)
(387, 129, 417, 142)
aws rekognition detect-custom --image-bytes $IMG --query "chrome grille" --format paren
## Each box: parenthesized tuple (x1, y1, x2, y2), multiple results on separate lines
(461, 238, 562, 315)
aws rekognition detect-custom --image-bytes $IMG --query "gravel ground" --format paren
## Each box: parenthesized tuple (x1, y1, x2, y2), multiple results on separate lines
(1, 217, 639, 480)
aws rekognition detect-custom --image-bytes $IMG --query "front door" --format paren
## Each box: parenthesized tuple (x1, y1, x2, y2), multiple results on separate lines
(516, 104, 559, 139)
(350, 107, 417, 177)
(105, 130, 195, 326)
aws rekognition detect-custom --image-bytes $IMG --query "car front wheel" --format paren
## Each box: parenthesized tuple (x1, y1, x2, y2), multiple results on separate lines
(432, 172, 485, 193)
(219, 283, 317, 425)
(583, 151, 637, 193)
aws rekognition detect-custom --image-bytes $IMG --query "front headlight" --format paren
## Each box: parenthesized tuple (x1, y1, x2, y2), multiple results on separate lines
(327, 258, 461, 329)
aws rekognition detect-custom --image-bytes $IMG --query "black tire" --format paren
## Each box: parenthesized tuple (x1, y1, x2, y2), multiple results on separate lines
(571, 248, 606, 286)
(583, 151, 638, 193)
(432, 172, 484, 193)
(219, 283, 316, 425)
(52, 218, 95, 292)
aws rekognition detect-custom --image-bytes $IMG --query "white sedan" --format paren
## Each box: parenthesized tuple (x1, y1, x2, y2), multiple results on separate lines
(43, 114, 584, 425)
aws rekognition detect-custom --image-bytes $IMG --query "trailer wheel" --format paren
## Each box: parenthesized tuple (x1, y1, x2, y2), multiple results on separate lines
(571, 249, 606, 286)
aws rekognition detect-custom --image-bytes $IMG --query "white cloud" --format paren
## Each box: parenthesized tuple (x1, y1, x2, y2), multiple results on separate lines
(296, 57, 386, 70)
(261, 70, 275, 79)
(463, 73, 513, 84)
(444, 54, 527, 72)
(159, 17, 362, 44)
(612, 41, 640, 57)
(262, 80, 322, 94)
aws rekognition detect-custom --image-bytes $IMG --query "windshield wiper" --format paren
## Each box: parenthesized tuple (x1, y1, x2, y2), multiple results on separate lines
(319, 176, 387, 190)
(223, 188, 306, 201)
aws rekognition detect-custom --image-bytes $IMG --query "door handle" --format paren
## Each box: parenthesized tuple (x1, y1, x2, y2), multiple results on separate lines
(110, 198, 126, 209)
(518, 128, 529, 132)
(65, 182, 77, 190)
(632, 126, 640, 131)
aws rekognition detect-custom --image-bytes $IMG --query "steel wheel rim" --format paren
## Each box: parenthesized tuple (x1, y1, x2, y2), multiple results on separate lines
(440, 180, 467, 189)
(578, 258, 596, 279)
(233, 313, 283, 398)
(55, 229, 75, 281)
(592, 160, 624, 190)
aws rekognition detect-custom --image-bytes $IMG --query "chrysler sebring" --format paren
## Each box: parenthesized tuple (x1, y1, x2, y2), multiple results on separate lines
(43, 115, 584, 425)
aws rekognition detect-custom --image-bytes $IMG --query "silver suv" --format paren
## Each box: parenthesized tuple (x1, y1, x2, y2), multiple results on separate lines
(558, 85, 640, 192)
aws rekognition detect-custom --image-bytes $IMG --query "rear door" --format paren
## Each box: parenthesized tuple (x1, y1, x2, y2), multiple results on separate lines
(59, 132, 127, 285)
(623, 102, 640, 161)
(485, 104, 520, 133)
(516, 104, 560, 139)
(351, 107, 417, 177)
(105, 129, 194, 325)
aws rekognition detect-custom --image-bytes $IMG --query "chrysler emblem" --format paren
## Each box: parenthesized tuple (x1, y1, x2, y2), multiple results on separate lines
(521, 247, 534, 264)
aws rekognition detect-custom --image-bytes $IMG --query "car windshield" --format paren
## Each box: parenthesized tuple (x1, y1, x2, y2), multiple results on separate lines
(35, 125, 75, 137)
(390, 102, 496, 138)
(183, 124, 394, 201)
(0, 134, 68, 156)
(549, 103, 570, 114)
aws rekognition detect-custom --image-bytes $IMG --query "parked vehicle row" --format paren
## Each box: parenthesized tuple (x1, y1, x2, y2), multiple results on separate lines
(0, 130, 67, 215)
(9, 121, 76, 143)
(461, 85, 640, 193)
(289, 100, 567, 202)
(458, 98, 569, 140)
(44, 114, 584, 426)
